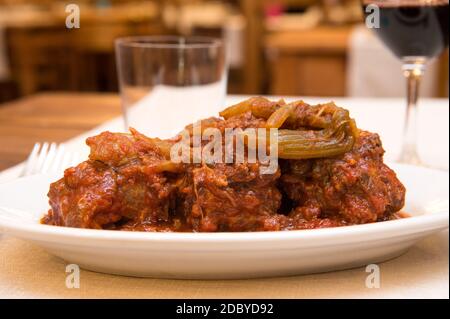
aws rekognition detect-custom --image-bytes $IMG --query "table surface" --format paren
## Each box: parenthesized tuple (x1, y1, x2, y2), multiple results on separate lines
(0, 93, 448, 298)
(0, 93, 121, 171)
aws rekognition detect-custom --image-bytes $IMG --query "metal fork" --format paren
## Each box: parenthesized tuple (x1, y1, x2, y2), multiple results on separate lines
(20, 142, 81, 177)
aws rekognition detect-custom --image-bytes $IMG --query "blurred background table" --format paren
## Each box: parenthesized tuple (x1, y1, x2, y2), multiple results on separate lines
(0, 93, 121, 170)
(1, 0, 448, 103)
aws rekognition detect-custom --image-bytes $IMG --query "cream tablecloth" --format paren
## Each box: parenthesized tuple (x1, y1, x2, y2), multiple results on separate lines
(0, 95, 448, 298)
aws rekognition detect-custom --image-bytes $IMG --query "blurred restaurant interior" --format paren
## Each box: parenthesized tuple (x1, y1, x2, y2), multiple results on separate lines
(0, 0, 448, 104)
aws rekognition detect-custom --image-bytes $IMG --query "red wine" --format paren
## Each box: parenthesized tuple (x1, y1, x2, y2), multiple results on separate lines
(364, 1, 449, 59)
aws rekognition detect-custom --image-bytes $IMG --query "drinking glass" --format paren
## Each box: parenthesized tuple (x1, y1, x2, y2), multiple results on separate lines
(115, 36, 227, 138)
(362, 0, 449, 164)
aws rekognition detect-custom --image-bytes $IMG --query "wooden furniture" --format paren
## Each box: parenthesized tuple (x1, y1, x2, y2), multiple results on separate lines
(438, 49, 449, 98)
(0, 92, 121, 170)
(240, 0, 318, 94)
(264, 26, 351, 96)
(3, 2, 165, 95)
(240, 1, 448, 97)
(0, 79, 17, 103)
(264, 26, 449, 97)
(6, 25, 76, 96)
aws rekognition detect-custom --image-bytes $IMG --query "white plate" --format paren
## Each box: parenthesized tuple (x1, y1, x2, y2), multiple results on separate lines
(0, 163, 448, 279)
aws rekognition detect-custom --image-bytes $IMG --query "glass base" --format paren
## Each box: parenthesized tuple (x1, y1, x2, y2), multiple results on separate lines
(398, 145, 422, 166)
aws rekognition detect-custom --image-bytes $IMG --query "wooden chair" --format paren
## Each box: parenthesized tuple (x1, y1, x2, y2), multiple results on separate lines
(240, 0, 317, 94)
(4, 1, 167, 95)
(6, 24, 77, 96)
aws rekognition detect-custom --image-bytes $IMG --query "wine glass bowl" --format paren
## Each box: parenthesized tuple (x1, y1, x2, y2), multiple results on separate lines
(362, 0, 449, 165)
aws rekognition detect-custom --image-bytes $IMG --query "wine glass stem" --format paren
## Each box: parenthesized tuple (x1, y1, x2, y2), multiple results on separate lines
(399, 58, 426, 165)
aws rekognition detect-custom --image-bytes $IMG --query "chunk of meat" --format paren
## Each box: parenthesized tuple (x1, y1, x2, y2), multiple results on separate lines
(177, 163, 282, 232)
(45, 161, 119, 228)
(44, 131, 177, 230)
(280, 131, 406, 226)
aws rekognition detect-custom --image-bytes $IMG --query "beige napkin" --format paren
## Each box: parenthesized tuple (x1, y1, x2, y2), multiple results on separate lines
(0, 231, 447, 299)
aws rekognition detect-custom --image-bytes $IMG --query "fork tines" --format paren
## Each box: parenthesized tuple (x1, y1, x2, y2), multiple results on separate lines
(20, 142, 81, 177)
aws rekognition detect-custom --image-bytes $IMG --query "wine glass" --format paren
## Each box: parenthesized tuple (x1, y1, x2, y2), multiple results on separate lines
(362, 0, 449, 165)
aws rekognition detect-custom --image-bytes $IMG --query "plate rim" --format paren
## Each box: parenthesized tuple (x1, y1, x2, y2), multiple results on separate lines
(0, 207, 447, 246)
